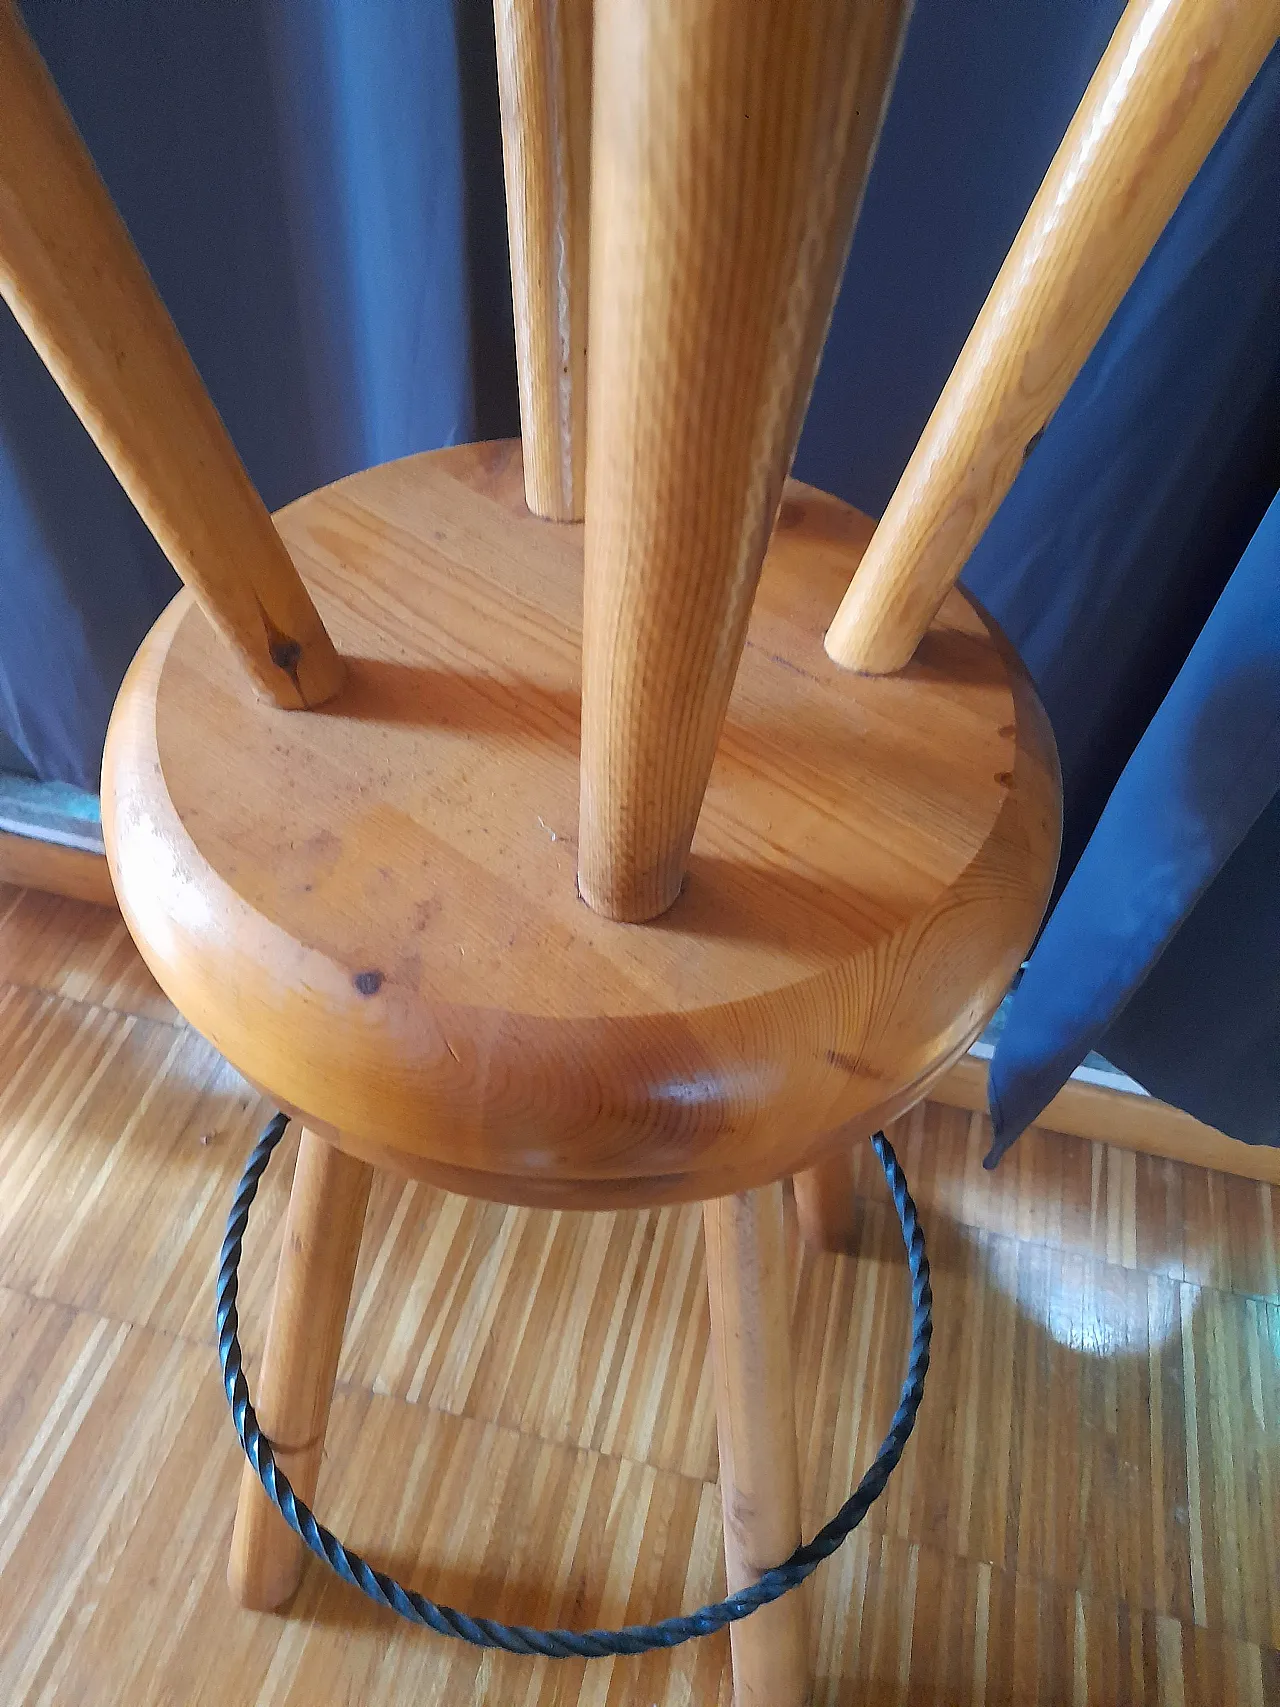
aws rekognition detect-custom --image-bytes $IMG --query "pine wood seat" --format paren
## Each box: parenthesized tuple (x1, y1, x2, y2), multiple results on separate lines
(103, 440, 1058, 1209)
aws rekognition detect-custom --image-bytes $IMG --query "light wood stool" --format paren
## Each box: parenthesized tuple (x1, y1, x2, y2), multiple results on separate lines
(3, 0, 1271, 1697)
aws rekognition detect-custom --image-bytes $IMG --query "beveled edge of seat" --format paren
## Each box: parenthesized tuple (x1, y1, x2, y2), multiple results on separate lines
(276, 1017, 990, 1209)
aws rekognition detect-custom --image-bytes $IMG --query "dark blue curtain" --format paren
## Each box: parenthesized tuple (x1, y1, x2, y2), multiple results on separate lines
(0, 0, 516, 787)
(2, 2, 1276, 1151)
(968, 47, 1280, 1158)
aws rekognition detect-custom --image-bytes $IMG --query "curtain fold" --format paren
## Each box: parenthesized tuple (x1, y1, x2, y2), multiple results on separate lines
(0, 0, 516, 786)
(967, 46, 1280, 1158)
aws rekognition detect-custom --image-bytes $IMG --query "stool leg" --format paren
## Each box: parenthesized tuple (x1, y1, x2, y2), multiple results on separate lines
(578, 0, 910, 923)
(0, 5, 344, 708)
(704, 1185, 808, 1707)
(228, 1127, 372, 1611)
(793, 1146, 859, 1255)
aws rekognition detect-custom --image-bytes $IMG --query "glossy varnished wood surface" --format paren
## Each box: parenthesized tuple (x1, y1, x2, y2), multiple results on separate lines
(935, 1052, 1280, 1192)
(0, 4, 342, 709)
(0, 888, 1278, 1703)
(494, 0, 592, 521)
(103, 441, 1058, 1205)
(825, 0, 1280, 675)
(580, 0, 909, 920)
(4, 870, 1275, 1196)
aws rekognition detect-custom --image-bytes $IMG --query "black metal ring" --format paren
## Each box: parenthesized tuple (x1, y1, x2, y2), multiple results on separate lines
(217, 1114, 932, 1658)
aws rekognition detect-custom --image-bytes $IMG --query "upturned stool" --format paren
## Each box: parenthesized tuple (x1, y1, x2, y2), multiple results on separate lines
(3, 0, 1264, 1695)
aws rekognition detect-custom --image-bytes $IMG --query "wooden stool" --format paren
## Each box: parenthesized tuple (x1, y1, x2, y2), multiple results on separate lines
(3, 0, 1271, 1697)
(109, 439, 1055, 1692)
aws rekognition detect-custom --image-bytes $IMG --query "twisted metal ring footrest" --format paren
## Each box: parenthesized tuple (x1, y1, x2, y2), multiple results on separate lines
(216, 1114, 933, 1659)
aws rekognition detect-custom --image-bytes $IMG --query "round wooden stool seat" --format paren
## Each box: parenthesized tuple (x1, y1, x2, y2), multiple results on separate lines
(103, 441, 1059, 1208)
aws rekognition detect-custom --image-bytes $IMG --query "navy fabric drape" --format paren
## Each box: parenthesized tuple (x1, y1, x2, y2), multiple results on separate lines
(966, 46, 1280, 1159)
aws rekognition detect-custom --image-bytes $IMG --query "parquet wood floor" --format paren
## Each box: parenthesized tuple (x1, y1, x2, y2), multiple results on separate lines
(0, 882, 1275, 1704)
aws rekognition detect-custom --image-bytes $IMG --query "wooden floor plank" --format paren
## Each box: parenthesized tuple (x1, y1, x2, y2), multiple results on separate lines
(0, 882, 174, 1021)
(0, 888, 1276, 1703)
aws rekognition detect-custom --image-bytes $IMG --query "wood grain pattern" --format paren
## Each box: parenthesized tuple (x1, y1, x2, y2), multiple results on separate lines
(1, 894, 1279, 1702)
(0, 874, 1268, 1191)
(102, 442, 1058, 1206)
(0, 3, 343, 709)
(0, 831, 117, 910)
(579, 0, 910, 920)
(495, 0, 592, 521)
(825, 0, 1280, 675)
(229, 1129, 372, 1611)
(705, 1185, 807, 1705)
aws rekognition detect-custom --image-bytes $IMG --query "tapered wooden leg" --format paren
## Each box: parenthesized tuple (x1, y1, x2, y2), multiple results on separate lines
(228, 1128, 372, 1611)
(704, 1184, 808, 1707)
(824, 0, 1280, 675)
(578, 0, 910, 922)
(793, 1146, 859, 1254)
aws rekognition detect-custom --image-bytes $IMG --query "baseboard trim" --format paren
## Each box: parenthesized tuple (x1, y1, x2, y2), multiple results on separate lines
(0, 830, 118, 909)
(933, 1052, 1280, 1187)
